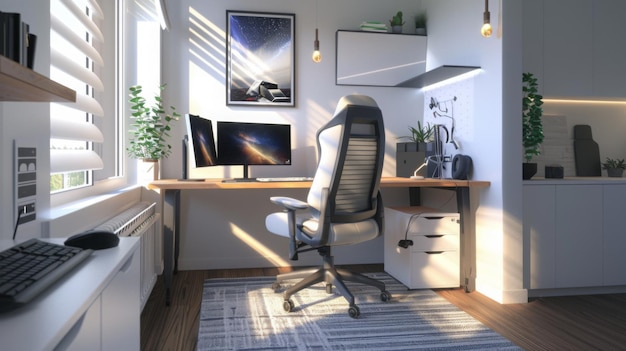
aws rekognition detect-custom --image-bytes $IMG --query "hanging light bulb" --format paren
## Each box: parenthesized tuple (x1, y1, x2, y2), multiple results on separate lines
(481, 0, 492, 38)
(312, 28, 322, 63)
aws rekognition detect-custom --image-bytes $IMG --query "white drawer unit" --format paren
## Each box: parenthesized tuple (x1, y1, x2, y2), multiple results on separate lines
(384, 206, 460, 289)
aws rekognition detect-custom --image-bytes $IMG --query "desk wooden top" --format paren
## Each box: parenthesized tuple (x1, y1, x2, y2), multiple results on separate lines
(148, 177, 490, 190)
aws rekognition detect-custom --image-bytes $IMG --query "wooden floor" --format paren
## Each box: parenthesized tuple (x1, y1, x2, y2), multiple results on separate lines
(141, 265, 626, 351)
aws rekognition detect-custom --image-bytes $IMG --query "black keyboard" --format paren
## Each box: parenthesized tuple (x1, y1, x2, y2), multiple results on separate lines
(0, 239, 92, 312)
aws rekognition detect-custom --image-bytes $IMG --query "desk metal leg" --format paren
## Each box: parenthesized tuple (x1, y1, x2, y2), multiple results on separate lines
(456, 187, 475, 292)
(163, 189, 181, 306)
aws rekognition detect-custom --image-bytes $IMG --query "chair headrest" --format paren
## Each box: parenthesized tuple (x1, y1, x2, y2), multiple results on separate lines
(333, 94, 379, 116)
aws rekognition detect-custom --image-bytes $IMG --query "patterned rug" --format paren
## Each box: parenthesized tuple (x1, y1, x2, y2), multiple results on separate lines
(197, 273, 521, 350)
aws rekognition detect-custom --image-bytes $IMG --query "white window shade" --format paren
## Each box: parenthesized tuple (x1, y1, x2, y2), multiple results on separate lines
(50, 0, 105, 176)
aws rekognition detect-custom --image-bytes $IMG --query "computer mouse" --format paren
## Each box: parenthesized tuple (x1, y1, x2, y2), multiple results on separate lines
(64, 230, 119, 250)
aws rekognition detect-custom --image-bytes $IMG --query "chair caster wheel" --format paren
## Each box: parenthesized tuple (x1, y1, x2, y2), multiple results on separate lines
(348, 304, 360, 318)
(271, 282, 281, 290)
(283, 299, 295, 312)
(380, 290, 392, 302)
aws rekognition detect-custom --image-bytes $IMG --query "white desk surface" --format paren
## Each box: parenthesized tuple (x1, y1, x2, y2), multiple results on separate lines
(0, 237, 140, 351)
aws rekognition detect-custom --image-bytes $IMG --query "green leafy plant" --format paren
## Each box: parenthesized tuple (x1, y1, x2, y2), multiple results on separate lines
(522, 72, 544, 163)
(414, 12, 427, 29)
(389, 11, 405, 26)
(602, 157, 626, 170)
(397, 121, 434, 143)
(127, 84, 180, 160)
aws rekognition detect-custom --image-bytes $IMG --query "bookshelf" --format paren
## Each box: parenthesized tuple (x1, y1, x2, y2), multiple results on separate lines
(0, 55, 75, 102)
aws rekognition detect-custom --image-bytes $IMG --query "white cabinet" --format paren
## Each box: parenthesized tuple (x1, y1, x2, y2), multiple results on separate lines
(0, 238, 140, 351)
(524, 181, 626, 293)
(523, 0, 626, 98)
(602, 185, 626, 285)
(554, 185, 603, 287)
(523, 184, 556, 289)
(384, 207, 460, 289)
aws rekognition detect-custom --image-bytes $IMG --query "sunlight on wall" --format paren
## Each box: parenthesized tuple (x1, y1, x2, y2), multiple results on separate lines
(230, 222, 289, 267)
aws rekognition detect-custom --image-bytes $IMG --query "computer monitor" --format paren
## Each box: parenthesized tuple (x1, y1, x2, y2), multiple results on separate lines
(216, 121, 291, 181)
(185, 114, 218, 173)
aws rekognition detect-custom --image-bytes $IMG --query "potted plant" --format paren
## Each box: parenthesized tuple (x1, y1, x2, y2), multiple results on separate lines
(389, 11, 404, 33)
(415, 12, 427, 35)
(396, 121, 435, 177)
(522, 72, 544, 179)
(602, 157, 625, 177)
(127, 84, 180, 180)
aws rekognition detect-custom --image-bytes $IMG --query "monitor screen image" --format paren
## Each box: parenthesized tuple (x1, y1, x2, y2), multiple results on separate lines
(216, 121, 291, 168)
(185, 114, 218, 168)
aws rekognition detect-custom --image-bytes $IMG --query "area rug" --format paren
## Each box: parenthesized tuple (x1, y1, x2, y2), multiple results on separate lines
(197, 273, 521, 350)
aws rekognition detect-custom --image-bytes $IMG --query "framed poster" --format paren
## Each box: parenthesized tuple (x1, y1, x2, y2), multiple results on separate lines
(226, 11, 296, 106)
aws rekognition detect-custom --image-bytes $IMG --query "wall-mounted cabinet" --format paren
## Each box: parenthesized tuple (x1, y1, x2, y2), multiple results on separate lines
(336, 30, 479, 89)
(336, 30, 427, 87)
(0, 55, 75, 102)
(523, 0, 626, 99)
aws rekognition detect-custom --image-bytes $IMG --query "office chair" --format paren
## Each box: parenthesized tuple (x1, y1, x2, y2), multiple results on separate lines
(265, 94, 390, 318)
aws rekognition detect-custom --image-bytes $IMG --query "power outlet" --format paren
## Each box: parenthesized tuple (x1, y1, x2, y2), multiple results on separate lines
(14, 141, 37, 225)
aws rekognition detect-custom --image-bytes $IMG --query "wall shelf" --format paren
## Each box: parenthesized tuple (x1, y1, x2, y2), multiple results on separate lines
(0, 55, 76, 102)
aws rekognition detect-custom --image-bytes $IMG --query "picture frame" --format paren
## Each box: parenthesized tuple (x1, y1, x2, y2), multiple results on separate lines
(226, 11, 296, 107)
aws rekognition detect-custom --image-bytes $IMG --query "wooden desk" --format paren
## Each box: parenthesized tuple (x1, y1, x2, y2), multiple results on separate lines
(148, 177, 489, 304)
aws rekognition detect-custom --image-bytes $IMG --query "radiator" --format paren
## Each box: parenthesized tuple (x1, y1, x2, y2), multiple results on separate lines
(93, 201, 161, 311)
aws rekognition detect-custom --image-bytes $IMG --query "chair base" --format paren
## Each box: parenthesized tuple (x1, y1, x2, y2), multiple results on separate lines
(273, 248, 390, 317)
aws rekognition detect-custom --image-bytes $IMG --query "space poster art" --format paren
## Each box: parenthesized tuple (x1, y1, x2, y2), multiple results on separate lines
(226, 11, 295, 106)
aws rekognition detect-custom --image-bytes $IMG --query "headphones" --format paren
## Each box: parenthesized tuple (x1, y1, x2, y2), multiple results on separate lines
(452, 154, 472, 180)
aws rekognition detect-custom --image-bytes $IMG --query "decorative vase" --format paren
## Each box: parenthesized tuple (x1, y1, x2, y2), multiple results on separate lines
(523, 163, 537, 180)
(391, 25, 402, 34)
(139, 159, 160, 183)
(606, 168, 624, 177)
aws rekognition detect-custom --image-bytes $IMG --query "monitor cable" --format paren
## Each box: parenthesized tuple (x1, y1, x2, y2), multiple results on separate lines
(12, 206, 27, 240)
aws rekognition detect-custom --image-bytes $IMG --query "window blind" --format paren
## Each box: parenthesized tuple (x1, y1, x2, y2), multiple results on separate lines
(50, 0, 104, 175)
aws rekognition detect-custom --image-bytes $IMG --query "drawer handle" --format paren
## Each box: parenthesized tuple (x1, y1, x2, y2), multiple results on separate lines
(425, 251, 444, 255)
(424, 235, 444, 238)
(424, 216, 444, 220)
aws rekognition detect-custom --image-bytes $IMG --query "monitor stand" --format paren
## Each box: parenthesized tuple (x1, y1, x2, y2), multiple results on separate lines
(222, 164, 257, 183)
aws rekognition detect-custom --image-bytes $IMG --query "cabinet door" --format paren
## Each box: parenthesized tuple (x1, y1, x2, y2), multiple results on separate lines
(592, 1, 626, 97)
(603, 185, 626, 285)
(555, 185, 603, 288)
(543, 0, 593, 97)
(58, 297, 102, 351)
(101, 251, 140, 351)
(524, 185, 556, 289)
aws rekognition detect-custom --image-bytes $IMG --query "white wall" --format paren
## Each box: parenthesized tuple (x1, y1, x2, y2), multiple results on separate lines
(0, 0, 52, 240)
(421, 0, 526, 303)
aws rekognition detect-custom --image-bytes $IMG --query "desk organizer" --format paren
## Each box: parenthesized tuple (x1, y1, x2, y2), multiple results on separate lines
(384, 206, 460, 289)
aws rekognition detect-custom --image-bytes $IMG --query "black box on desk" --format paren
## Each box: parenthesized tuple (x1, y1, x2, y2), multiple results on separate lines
(545, 165, 564, 179)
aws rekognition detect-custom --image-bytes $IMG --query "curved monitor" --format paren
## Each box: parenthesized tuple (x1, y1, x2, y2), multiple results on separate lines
(216, 121, 291, 180)
(185, 114, 218, 169)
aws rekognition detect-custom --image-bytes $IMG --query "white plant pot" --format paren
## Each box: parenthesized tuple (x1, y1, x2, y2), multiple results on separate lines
(139, 159, 160, 183)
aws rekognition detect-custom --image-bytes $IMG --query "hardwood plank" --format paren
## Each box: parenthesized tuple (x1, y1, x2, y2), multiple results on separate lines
(141, 267, 626, 351)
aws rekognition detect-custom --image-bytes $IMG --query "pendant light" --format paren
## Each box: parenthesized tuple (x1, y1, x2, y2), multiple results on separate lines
(481, 0, 493, 38)
(312, 1, 322, 63)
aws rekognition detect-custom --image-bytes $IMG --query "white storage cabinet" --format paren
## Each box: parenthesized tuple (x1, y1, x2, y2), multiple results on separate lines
(384, 207, 460, 289)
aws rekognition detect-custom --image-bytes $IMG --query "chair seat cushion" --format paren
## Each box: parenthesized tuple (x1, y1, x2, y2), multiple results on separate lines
(266, 212, 380, 246)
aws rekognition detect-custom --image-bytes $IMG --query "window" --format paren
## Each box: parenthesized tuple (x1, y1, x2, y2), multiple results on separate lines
(50, 0, 119, 195)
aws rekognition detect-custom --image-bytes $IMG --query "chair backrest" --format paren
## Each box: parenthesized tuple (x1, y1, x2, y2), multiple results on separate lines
(307, 94, 385, 227)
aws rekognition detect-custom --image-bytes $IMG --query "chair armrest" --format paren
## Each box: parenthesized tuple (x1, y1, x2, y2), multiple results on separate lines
(270, 196, 309, 211)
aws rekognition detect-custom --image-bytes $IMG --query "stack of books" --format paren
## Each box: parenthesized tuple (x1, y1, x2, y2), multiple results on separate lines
(360, 21, 388, 32)
(0, 11, 36, 69)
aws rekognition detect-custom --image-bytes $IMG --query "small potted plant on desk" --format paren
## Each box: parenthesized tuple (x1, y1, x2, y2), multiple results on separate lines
(522, 72, 544, 180)
(602, 157, 625, 177)
(127, 84, 180, 182)
(389, 11, 404, 33)
(396, 121, 434, 177)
